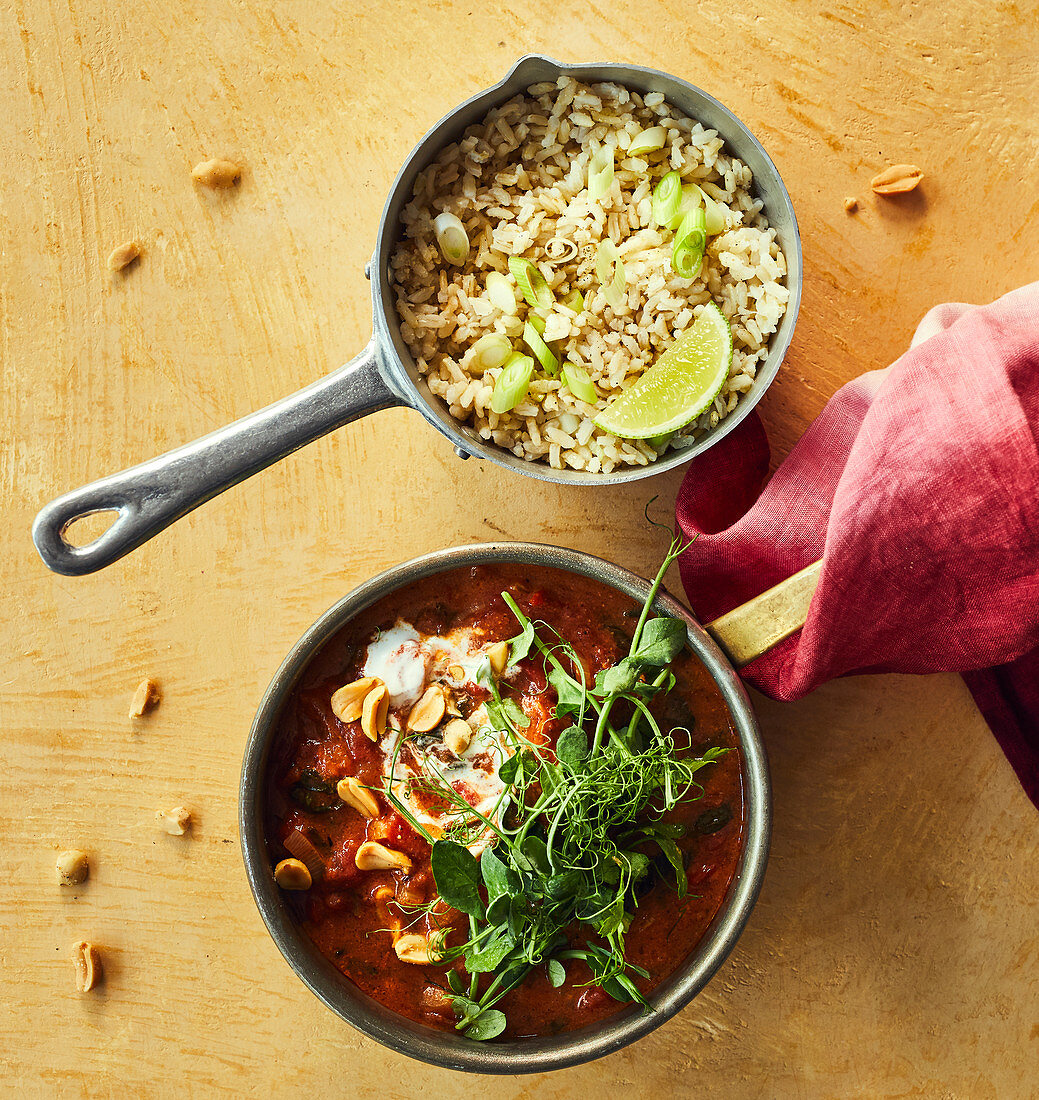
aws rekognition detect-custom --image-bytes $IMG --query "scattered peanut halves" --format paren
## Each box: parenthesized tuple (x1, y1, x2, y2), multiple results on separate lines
(355, 840, 412, 873)
(870, 164, 924, 195)
(394, 933, 439, 965)
(486, 641, 510, 675)
(337, 776, 379, 819)
(56, 850, 90, 886)
(192, 158, 241, 188)
(129, 679, 161, 719)
(331, 677, 377, 723)
(274, 858, 312, 890)
(156, 806, 192, 836)
(361, 683, 390, 742)
(72, 941, 102, 992)
(442, 717, 472, 756)
(407, 684, 446, 733)
(107, 240, 141, 273)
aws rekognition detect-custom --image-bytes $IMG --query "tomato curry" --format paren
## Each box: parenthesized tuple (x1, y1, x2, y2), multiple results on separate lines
(266, 564, 743, 1040)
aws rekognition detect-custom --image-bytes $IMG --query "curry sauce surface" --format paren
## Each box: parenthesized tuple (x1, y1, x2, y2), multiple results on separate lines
(267, 565, 744, 1038)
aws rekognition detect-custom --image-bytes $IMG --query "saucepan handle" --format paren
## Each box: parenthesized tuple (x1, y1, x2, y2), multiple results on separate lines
(705, 560, 823, 667)
(32, 340, 404, 576)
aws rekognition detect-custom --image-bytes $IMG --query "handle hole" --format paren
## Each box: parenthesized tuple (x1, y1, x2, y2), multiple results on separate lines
(61, 509, 122, 549)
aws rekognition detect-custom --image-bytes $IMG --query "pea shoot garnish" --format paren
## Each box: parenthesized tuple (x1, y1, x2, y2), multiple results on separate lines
(380, 536, 727, 1041)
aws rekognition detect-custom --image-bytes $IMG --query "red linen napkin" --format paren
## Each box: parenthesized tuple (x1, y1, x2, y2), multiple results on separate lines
(675, 282, 1039, 809)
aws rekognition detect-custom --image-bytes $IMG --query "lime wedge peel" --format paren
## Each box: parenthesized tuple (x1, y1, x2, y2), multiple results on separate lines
(592, 302, 733, 440)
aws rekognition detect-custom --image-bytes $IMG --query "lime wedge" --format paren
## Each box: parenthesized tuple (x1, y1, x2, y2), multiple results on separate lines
(593, 302, 733, 439)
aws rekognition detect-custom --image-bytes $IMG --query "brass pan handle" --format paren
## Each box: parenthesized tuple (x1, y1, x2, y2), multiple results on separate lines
(705, 560, 823, 668)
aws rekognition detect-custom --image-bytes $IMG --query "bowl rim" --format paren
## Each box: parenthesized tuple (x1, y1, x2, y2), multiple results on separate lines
(239, 542, 771, 1074)
(369, 52, 803, 486)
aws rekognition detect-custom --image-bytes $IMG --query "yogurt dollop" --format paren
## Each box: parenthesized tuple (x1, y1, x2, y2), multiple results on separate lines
(362, 623, 430, 707)
(359, 620, 514, 853)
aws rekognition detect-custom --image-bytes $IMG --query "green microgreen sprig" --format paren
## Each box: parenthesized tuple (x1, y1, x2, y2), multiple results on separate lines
(382, 534, 727, 1041)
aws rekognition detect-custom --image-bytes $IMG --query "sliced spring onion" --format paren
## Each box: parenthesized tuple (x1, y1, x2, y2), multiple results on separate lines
(562, 363, 597, 404)
(523, 322, 559, 375)
(696, 186, 728, 236)
(432, 212, 469, 265)
(528, 312, 547, 336)
(648, 431, 676, 450)
(587, 146, 615, 201)
(469, 334, 513, 374)
(508, 256, 554, 309)
(595, 240, 626, 311)
(672, 205, 707, 279)
(561, 288, 585, 313)
(652, 171, 683, 228)
(653, 180, 706, 232)
(485, 271, 517, 314)
(656, 183, 701, 232)
(489, 353, 534, 414)
(545, 236, 578, 262)
(627, 125, 667, 157)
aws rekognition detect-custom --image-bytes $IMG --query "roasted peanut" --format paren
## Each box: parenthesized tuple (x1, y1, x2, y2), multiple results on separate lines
(870, 164, 923, 194)
(486, 641, 509, 675)
(394, 933, 438, 965)
(355, 841, 412, 873)
(843, 196, 858, 213)
(72, 941, 102, 992)
(336, 776, 379, 819)
(192, 158, 241, 188)
(107, 240, 140, 273)
(56, 850, 89, 886)
(274, 858, 312, 890)
(331, 677, 378, 723)
(361, 683, 390, 742)
(407, 684, 446, 733)
(129, 678, 161, 718)
(442, 718, 472, 756)
(155, 806, 191, 836)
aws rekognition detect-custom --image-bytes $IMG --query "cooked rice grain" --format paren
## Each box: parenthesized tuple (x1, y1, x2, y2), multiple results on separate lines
(391, 78, 788, 473)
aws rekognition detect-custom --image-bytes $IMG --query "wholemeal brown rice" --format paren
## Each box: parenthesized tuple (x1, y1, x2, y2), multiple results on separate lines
(391, 78, 788, 473)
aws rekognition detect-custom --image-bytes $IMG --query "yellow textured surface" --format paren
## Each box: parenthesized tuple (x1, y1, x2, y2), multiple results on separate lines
(3, 1, 1038, 1096)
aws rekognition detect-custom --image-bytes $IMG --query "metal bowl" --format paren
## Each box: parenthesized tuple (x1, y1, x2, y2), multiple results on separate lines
(33, 54, 800, 576)
(239, 543, 771, 1073)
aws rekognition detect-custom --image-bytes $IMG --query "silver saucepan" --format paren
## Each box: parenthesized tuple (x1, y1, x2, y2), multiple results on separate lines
(239, 542, 821, 1073)
(32, 55, 801, 577)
